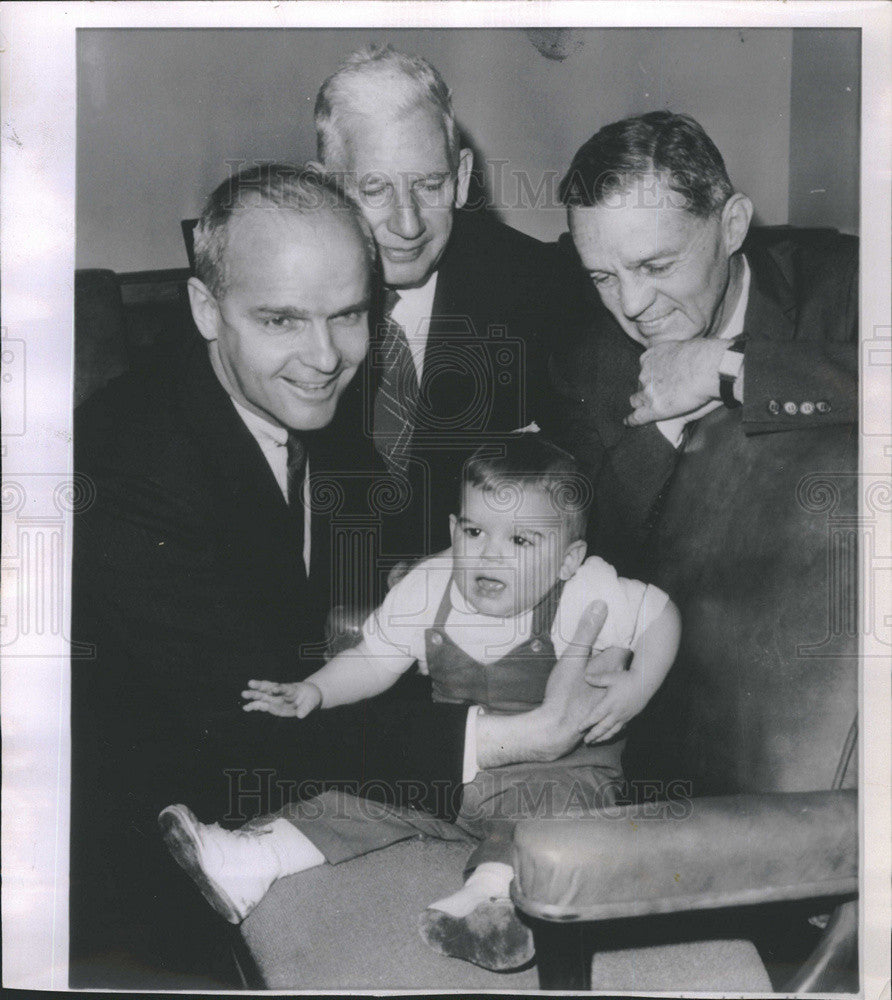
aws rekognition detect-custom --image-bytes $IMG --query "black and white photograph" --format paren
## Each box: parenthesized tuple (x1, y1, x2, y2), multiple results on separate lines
(2, 2, 890, 995)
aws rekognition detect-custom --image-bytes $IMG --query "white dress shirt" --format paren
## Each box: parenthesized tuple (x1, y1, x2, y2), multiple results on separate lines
(230, 398, 311, 575)
(389, 271, 439, 383)
(656, 256, 751, 448)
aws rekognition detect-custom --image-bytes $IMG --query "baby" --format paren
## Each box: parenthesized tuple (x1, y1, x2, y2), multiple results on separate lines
(160, 434, 680, 970)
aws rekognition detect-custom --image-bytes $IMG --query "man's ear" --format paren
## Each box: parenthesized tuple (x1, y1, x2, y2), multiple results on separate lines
(720, 193, 753, 257)
(559, 538, 587, 580)
(187, 276, 221, 344)
(454, 148, 473, 209)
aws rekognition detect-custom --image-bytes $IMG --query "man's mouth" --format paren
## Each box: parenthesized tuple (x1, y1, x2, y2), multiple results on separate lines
(380, 244, 427, 263)
(634, 311, 675, 336)
(281, 374, 340, 400)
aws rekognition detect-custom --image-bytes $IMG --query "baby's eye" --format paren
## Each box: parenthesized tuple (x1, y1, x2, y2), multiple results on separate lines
(512, 534, 535, 548)
(462, 526, 482, 538)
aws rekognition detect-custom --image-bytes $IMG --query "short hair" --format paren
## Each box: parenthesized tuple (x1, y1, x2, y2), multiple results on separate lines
(559, 111, 734, 218)
(462, 434, 592, 542)
(314, 44, 461, 172)
(193, 163, 375, 298)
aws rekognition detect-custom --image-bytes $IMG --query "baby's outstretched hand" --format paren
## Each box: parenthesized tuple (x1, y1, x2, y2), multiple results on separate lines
(582, 665, 647, 744)
(242, 679, 322, 718)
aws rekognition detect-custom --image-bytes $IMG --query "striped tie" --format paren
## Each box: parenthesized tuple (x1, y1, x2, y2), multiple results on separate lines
(373, 290, 419, 475)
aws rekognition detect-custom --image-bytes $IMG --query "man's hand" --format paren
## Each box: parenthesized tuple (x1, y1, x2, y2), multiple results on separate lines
(625, 339, 727, 426)
(241, 679, 322, 718)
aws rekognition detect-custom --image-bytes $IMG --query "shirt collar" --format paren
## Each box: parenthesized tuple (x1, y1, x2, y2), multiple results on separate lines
(719, 254, 751, 341)
(230, 397, 289, 448)
(389, 270, 438, 326)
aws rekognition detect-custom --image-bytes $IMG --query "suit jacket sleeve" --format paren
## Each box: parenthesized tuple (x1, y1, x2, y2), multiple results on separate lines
(741, 231, 858, 432)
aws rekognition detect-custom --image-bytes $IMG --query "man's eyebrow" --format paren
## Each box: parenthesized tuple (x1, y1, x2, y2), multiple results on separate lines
(331, 299, 370, 318)
(253, 306, 310, 318)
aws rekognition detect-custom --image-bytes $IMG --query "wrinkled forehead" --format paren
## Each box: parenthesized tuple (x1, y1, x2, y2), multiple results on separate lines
(568, 195, 712, 269)
(333, 103, 453, 174)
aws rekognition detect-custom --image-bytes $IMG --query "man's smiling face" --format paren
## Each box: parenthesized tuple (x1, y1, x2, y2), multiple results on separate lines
(569, 173, 735, 346)
(197, 205, 370, 431)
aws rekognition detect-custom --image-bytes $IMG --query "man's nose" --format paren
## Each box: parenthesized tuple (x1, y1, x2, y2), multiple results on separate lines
(387, 191, 424, 241)
(301, 321, 340, 373)
(617, 272, 656, 319)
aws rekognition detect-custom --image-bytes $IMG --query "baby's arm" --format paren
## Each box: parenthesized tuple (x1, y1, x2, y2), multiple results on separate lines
(242, 640, 415, 718)
(583, 598, 681, 743)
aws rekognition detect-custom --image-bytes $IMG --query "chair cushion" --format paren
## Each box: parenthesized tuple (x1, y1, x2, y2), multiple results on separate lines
(240, 838, 540, 990)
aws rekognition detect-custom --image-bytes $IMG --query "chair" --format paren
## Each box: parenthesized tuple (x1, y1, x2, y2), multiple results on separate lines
(511, 406, 859, 992)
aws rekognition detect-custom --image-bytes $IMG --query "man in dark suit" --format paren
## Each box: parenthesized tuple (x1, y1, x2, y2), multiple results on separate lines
(545, 111, 857, 576)
(70, 163, 613, 985)
(313, 45, 587, 557)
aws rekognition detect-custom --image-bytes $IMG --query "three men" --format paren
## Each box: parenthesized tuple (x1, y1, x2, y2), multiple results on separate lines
(70, 55, 859, 987)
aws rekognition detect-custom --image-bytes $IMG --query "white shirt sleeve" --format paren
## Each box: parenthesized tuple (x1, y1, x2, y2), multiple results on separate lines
(361, 556, 453, 673)
(551, 556, 670, 658)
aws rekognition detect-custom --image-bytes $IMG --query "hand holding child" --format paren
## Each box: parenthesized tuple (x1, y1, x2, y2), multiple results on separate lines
(242, 679, 322, 718)
(583, 651, 647, 744)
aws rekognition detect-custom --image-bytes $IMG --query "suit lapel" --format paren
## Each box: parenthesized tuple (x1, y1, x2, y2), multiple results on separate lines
(589, 317, 680, 531)
(175, 338, 300, 573)
(743, 241, 797, 341)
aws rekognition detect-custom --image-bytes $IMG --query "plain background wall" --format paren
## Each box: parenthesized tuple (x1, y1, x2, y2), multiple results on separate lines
(76, 27, 859, 272)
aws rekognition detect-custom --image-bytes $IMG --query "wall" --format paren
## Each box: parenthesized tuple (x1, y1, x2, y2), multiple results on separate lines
(789, 29, 860, 234)
(75, 26, 853, 272)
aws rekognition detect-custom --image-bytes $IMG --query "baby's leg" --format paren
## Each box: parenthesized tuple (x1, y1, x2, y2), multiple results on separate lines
(419, 757, 624, 970)
(160, 790, 472, 924)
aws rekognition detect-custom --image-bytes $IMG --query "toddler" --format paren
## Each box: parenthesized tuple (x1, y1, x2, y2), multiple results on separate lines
(160, 434, 680, 970)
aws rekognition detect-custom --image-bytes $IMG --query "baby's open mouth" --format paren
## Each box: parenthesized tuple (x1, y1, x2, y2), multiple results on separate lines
(474, 576, 507, 594)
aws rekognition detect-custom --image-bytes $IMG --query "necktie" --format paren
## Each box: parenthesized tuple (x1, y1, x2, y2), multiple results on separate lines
(286, 432, 307, 573)
(373, 289, 419, 475)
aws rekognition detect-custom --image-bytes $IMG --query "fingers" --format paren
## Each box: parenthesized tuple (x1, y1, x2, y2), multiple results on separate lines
(624, 403, 654, 427)
(246, 679, 282, 693)
(584, 720, 624, 744)
(563, 601, 609, 659)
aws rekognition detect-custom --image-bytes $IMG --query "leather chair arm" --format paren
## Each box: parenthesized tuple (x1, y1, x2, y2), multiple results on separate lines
(511, 790, 856, 922)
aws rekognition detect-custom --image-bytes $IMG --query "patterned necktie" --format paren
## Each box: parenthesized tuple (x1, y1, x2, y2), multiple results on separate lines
(373, 289, 419, 475)
(286, 432, 307, 574)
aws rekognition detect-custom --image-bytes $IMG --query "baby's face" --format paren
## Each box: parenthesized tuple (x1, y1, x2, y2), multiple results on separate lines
(450, 484, 585, 618)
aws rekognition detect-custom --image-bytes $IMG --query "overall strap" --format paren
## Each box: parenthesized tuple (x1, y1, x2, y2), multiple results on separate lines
(432, 575, 455, 630)
(531, 578, 567, 639)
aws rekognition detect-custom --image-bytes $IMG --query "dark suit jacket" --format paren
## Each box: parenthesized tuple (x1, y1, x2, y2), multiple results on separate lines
(545, 227, 858, 576)
(361, 209, 589, 557)
(72, 336, 382, 753)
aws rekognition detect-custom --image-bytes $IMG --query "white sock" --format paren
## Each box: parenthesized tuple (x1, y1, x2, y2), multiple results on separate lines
(261, 818, 326, 877)
(427, 862, 515, 918)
